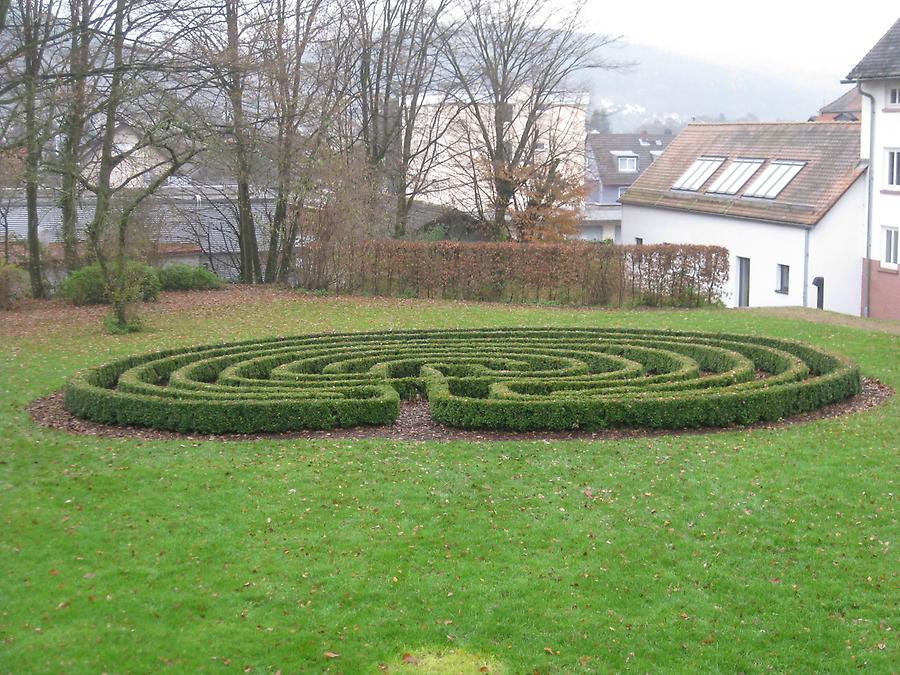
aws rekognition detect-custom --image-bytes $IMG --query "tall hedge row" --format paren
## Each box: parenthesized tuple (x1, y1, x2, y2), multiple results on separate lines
(296, 240, 730, 307)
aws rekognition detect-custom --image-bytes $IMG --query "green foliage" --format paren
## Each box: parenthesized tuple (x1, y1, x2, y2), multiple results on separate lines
(64, 327, 860, 434)
(0, 261, 29, 310)
(158, 264, 223, 291)
(60, 262, 160, 305)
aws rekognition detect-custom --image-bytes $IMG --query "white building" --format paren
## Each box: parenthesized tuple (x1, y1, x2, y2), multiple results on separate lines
(619, 15, 900, 319)
(845, 16, 900, 319)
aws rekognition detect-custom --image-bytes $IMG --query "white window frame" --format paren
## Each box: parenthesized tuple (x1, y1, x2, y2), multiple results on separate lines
(888, 86, 900, 109)
(884, 227, 899, 268)
(618, 156, 638, 173)
(776, 264, 789, 294)
(617, 186, 628, 199)
(887, 149, 900, 188)
(672, 156, 725, 192)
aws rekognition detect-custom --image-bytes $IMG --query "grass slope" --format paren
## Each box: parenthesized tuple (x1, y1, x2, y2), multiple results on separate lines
(1, 292, 897, 673)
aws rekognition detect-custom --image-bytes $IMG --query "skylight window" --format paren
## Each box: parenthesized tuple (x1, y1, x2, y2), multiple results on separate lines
(743, 160, 806, 199)
(707, 158, 763, 195)
(672, 157, 725, 191)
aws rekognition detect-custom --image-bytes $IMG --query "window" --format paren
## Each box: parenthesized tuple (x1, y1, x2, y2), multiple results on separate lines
(650, 150, 663, 162)
(885, 227, 899, 266)
(776, 264, 789, 294)
(635, 237, 643, 245)
(617, 186, 628, 198)
(618, 156, 638, 172)
(888, 151, 900, 187)
(672, 156, 725, 191)
(707, 158, 764, 195)
(889, 88, 900, 107)
(743, 160, 806, 199)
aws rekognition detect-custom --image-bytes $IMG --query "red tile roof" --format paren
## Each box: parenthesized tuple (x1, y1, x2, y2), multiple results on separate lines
(619, 122, 865, 227)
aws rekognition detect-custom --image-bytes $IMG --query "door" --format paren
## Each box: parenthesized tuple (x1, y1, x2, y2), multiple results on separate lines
(737, 257, 750, 307)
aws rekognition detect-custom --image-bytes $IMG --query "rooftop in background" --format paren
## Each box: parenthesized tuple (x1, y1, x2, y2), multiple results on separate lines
(620, 122, 865, 227)
(812, 88, 861, 122)
(587, 131, 674, 186)
(845, 16, 900, 81)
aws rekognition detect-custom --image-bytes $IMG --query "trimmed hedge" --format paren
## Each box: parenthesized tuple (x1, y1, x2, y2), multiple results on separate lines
(297, 240, 730, 307)
(63, 328, 861, 434)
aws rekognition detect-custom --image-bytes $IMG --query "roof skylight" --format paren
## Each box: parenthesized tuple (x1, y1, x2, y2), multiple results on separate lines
(743, 160, 806, 199)
(672, 157, 725, 191)
(707, 158, 763, 195)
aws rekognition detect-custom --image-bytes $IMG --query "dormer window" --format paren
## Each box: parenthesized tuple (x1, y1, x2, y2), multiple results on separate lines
(611, 151, 639, 172)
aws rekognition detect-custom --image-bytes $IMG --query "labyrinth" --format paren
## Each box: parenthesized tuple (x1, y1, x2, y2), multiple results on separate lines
(63, 328, 861, 434)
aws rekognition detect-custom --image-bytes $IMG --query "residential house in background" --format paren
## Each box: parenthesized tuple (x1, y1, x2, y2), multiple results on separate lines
(620, 122, 867, 314)
(578, 130, 672, 242)
(620, 14, 900, 319)
(844, 15, 900, 319)
(811, 88, 862, 122)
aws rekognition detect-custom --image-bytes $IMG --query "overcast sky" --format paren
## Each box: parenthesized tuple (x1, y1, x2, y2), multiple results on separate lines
(581, 2, 899, 89)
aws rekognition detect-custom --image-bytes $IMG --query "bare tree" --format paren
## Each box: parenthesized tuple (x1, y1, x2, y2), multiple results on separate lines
(445, 0, 618, 237)
(350, 0, 460, 237)
(76, 0, 207, 328)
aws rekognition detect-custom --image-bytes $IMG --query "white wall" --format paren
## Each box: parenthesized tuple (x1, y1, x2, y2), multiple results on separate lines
(575, 222, 618, 242)
(861, 79, 900, 266)
(621, 194, 866, 315)
(807, 176, 867, 315)
(622, 205, 806, 308)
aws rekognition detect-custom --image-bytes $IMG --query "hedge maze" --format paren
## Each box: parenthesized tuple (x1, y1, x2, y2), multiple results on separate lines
(64, 328, 861, 434)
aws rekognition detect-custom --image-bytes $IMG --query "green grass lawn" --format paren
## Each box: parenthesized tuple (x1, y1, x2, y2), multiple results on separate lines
(1, 292, 897, 673)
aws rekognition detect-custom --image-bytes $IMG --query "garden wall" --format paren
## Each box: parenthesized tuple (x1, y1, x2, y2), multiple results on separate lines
(295, 240, 730, 308)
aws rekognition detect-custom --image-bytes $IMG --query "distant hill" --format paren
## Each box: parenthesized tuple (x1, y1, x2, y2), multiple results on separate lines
(575, 42, 847, 133)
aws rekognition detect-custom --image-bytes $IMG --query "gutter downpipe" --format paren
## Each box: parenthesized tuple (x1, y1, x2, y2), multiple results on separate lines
(859, 83, 876, 318)
(802, 228, 810, 307)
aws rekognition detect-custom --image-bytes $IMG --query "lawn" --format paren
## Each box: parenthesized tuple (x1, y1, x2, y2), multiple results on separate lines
(1, 290, 897, 673)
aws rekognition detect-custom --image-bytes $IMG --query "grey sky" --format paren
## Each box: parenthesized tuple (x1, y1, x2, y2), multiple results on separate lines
(581, 2, 898, 89)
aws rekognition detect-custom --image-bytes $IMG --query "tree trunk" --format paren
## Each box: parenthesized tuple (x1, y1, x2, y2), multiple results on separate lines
(24, 78, 43, 298)
(59, 0, 90, 271)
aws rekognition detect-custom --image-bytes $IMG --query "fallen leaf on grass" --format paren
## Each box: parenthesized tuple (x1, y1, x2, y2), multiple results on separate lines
(401, 653, 418, 664)
(323, 651, 340, 659)
(544, 646, 557, 655)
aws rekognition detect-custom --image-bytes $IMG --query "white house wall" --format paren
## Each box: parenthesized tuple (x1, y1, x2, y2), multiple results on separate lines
(621, 195, 866, 315)
(860, 79, 900, 267)
(807, 176, 866, 315)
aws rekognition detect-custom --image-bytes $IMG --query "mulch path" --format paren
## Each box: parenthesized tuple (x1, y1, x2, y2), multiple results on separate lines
(27, 378, 893, 443)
